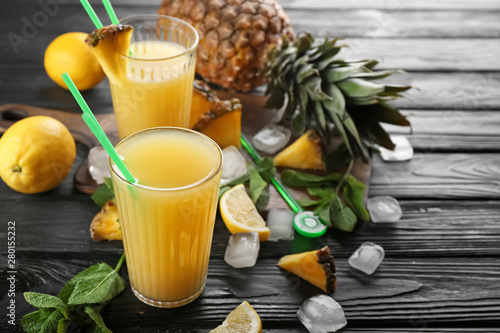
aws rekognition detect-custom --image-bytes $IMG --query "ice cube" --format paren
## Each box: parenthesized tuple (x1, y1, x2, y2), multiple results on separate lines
(267, 209, 295, 241)
(348, 242, 385, 275)
(297, 294, 347, 333)
(252, 124, 291, 155)
(224, 232, 260, 268)
(367, 196, 402, 222)
(88, 146, 111, 185)
(380, 135, 413, 161)
(221, 146, 248, 186)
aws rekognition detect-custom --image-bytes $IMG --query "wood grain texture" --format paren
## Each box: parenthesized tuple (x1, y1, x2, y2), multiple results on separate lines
(1, 0, 500, 331)
(340, 38, 500, 71)
(370, 153, 500, 198)
(385, 110, 500, 151)
(10, 0, 500, 10)
(1, 255, 499, 331)
(280, 0, 500, 10)
(286, 10, 500, 38)
(5, 37, 500, 72)
(1, 198, 500, 258)
(1, 69, 499, 113)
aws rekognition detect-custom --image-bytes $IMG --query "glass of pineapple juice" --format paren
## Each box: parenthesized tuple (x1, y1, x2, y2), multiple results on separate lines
(111, 15, 198, 138)
(109, 127, 223, 308)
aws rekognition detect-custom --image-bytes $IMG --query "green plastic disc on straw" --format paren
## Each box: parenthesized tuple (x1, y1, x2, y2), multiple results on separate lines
(61, 72, 136, 184)
(293, 211, 327, 238)
(80, 0, 103, 29)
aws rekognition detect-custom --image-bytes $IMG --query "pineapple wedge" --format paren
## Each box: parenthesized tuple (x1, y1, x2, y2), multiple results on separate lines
(274, 130, 326, 170)
(277, 246, 336, 293)
(90, 200, 122, 241)
(85, 24, 133, 83)
(191, 81, 242, 149)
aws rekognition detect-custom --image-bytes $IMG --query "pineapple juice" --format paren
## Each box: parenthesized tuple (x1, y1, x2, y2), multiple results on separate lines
(110, 128, 223, 307)
(110, 40, 196, 138)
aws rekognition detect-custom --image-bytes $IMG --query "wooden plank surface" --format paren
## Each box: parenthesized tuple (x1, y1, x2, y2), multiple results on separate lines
(370, 153, 500, 199)
(2, 254, 499, 332)
(1, 69, 499, 111)
(385, 110, 500, 151)
(1, 0, 500, 331)
(5, 37, 500, 72)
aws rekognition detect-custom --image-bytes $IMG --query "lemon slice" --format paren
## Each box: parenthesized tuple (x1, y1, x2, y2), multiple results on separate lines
(210, 301, 263, 333)
(220, 184, 270, 241)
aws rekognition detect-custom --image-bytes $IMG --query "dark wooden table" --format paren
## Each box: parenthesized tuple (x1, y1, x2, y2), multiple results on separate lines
(2, 0, 500, 332)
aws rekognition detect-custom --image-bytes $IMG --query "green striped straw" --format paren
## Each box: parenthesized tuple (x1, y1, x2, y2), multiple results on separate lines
(80, 0, 103, 29)
(240, 134, 303, 214)
(102, 0, 120, 25)
(100, 0, 134, 56)
(61, 73, 136, 184)
(80, 0, 134, 55)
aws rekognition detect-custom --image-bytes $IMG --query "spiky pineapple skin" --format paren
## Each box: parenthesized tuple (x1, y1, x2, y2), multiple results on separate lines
(277, 246, 337, 293)
(159, 0, 294, 92)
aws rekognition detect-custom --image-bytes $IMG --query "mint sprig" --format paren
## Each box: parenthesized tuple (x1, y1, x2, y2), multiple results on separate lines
(219, 157, 276, 211)
(282, 169, 369, 231)
(91, 178, 115, 207)
(21, 254, 125, 333)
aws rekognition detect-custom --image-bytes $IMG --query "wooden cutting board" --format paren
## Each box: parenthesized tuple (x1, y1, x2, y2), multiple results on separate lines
(0, 92, 370, 209)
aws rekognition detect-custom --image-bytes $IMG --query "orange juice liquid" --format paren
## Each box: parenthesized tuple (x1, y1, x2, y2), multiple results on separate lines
(110, 40, 196, 138)
(111, 128, 222, 307)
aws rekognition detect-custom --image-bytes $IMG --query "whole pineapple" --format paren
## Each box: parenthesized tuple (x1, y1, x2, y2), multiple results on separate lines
(264, 33, 411, 164)
(159, 0, 294, 92)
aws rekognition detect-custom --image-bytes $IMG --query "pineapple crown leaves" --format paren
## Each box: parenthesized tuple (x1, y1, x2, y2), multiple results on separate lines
(263, 33, 411, 162)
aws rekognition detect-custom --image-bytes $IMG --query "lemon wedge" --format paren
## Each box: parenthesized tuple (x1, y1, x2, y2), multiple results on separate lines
(220, 184, 270, 241)
(210, 301, 263, 333)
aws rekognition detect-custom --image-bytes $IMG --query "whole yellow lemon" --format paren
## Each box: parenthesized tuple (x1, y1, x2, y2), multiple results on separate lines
(0, 116, 76, 194)
(44, 32, 105, 91)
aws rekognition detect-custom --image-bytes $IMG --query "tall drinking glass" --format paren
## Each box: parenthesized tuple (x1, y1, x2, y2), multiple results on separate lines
(109, 127, 223, 308)
(110, 15, 198, 138)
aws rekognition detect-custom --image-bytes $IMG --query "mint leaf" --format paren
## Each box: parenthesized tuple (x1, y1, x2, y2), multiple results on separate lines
(249, 167, 267, 202)
(87, 323, 108, 333)
(313, 202, 332, 227)
(219, 186, 230, 200)
(343, 174, 370, 220)
(68, 263, 124, 305)
(24, 292, 69, 318)
(298, 197, 325, 207)
(91, 183, 114, 207)
(57, 318, 69, 333)
(23, 256, 125, 333)
(281, 169, 342, 187)
(256, 157, 276, 182)
(104, 178, 114, 193)
(307, 186, 336, 199)
(85, 306, 112, 333)
(249, 166, 270, 211)
(224, 172, 250, 187)
(330, 197, 358, 232)
(59, 263, 116, 304)
(255, 185, 270, 212)
(40, 310, 63, 333)
(21, 310, 52, 333)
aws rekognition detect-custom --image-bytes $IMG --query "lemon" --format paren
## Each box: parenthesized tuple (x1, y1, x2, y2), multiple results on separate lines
(0, 116, 76, 194)
(219, 184, 270, 241)
(44, 32, 105, 91)
(210, 301, 263, 333)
